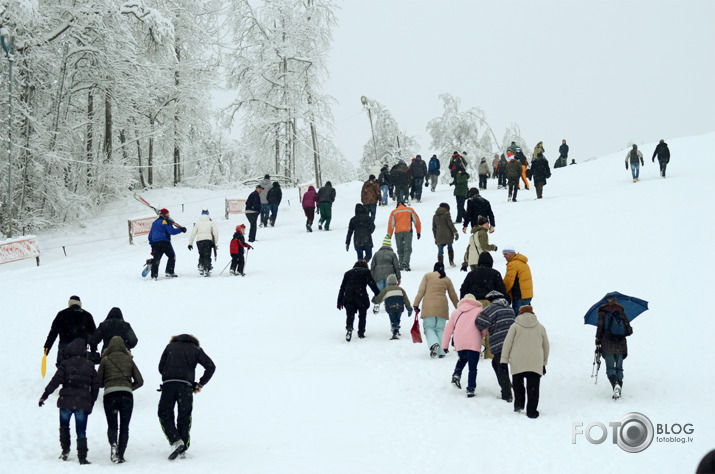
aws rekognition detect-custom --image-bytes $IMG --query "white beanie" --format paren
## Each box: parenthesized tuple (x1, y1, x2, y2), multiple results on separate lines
(502, 244, 516, 254)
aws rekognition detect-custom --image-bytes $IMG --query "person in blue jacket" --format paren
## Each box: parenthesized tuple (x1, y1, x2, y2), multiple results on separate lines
(148, 208, 186, 280)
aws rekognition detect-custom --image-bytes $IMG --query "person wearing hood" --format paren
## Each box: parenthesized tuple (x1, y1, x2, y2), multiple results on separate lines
(441, 294, 485, 398)
(97, 336, 143, 463)
(501, 305, 549, 418)
(459, 252, 507, 300)
(229, 224, 252, 276)
(378, 164, 391, 205)
(89, 307, 138, 355)
(477, 157, 491, 190)
(317, 181, 336, 231)
(476, 290, 516, 402)
(360, 175, 381, 222)
(301, 185, 318, 232)
(158, 334, 216, 460)
(502, 245, 533, 314)
(266, 182, 283, 226)
(370, 234, 401, 313)
(625, 144, 644, 183)
(432, 202, 459, 267)
(148, 208, 186, 279)
(427, 154, 440, 192)
(652, 139, 670, 178)
(337, 260, 380, 341)
(245, 185, 263, 242)
(44, 296, 97, 367)
(413, 262, 459, 359)
(39, 337, 100, 464)
(461, 216, 498, 272)
(188, 209, 219, 276)
(258, 174, 272, 227)
(462, 187, 496, 233)
(372, 274, 413, 339)
(409, 154, 427, 202)
(346, 204, 376, 262)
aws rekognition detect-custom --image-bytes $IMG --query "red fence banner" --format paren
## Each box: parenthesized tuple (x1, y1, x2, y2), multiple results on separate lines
(0, 236, 40, 265)
(225, 199, 247, 219)
(128, 217, 156, 245)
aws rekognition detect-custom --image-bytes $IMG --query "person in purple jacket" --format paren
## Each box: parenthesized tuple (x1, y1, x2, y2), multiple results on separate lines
(39, 338, 100, 464)
(301, 185, 318, 232)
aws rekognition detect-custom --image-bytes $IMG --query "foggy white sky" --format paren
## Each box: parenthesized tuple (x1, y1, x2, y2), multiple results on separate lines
(323, 0, 715, 163)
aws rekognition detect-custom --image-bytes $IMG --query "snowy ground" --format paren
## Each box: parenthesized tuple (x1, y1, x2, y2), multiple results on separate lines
(2, 133, 714, 473)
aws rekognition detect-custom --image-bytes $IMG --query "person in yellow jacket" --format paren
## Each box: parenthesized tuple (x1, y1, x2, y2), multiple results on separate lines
(501, 244, 533, 314)
(387, 201, 421, 271)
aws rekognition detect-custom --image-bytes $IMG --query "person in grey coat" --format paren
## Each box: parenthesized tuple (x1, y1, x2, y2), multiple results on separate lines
(370, 234, 401, 313)
(259, 174, 272, 226)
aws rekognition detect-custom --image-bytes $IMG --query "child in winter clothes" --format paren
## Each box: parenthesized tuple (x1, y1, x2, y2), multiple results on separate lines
(501, 305, 549, 418)
(229, 224, 253, 276)
(441, 294, 485, 397)
(39, 337, 100, 464)
(372, 274, 413, 339)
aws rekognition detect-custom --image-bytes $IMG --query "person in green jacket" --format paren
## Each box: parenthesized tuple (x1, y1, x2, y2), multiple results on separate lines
(453, 170, 470, 224)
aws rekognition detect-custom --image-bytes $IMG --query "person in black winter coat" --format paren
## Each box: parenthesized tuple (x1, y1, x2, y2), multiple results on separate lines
(409, 155, 428, 202)
(346, 204, 376, 262)
(158, 334, 216, 460)
(652, 139, 670, 178)
(459, 252, 508, 300)
(245, 185, 263, 242)
(89, 307, 138, 355)
(462, 188, 496, 233)
(337, 260, 380, 341)
(390, 162, 410, 204)
(378, 164, 391, 205)
(266, 182, 283, 226)
(530, 153, 552, 199)
(39, 337, 100, 464)
(44, 296, 97, 367)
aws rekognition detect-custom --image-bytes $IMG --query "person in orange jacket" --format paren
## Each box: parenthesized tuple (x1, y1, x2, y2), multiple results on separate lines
(387, 201, 421, 271)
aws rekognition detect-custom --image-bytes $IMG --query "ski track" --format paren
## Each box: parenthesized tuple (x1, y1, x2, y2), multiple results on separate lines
(1, 133, 714, 473)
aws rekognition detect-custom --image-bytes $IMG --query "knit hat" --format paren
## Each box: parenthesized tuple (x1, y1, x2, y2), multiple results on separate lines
(68, 295, 82, 308)
(201, 209, 209, 215)
(468, 187, 479, 197)
(264, 174, 270, 179)
(160, 208, 169, 215)
(369, 174, 375, 180)
(236, 224, 246, 232)
(477, 216, 489, 226)
(485, 290, 504, 302)
(502, 244, 516, 254)
(463, 293, 477, 301)
(256, 185, 264, 190)
(382, 234, 392, 247)
(386, 274, 398, 285)
(518, 305, 534, 315)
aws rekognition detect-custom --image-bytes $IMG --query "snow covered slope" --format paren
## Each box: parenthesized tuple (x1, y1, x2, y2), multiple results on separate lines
(2, 133, 713, 473)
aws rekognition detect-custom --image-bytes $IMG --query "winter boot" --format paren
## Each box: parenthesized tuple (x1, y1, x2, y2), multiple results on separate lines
(77, 437, 90, 465)
(430, 343, 439, 358)
(613, 384, 622, 400)
(372, 304, 380, 314)
(608, 376, 618, 390)
(269, 219, 275, 227)
(437, 255, 444, 265)
(345, 329, 353, 342)
(451, 375, 461, 389)
(467, 389, 475, 398)
(448, 249, 456, 267)
(168, 440, 185, 461)
(111, 443, 119, 463)
(59, 427, 71, 461)
(390, 329, 399, 340)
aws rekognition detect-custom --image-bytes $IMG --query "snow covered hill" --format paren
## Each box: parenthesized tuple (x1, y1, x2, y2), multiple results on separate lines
(2, 133, 714, 473)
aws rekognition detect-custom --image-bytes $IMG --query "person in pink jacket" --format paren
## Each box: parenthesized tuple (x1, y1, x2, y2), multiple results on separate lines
(441, 294, 486, 398)
(301, 185, 318, 232)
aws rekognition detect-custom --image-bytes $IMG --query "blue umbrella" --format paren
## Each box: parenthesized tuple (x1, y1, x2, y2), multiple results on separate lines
(584, 291, 648, 326)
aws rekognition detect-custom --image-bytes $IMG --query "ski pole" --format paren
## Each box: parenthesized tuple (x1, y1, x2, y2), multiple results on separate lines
(219, 260, 231, 276)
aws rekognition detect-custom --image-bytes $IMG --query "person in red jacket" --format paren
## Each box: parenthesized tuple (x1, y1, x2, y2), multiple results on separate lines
(229, 224, 253, 276)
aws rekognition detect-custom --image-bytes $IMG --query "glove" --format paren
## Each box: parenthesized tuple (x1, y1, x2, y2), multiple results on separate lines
(462, 227, 467, 234)
(346, 244, 349, 251)
(425, 181, 429, 188)
(38, 397, 46, 407)
(652, 159, 655, 163)
(181, 227, 187, 233)
(397, 280, 401, 285)
(417, 233, 421, 240)
(494, 245, 498, 252)
(641, 160, 644, 166)
(595, 338, 601, 345)
(247, 244, 253, 250)
(408, 310, 413, 316)
(489, 226, 495, 234)
(460, 262, 468, 272)
(454, 233, 459, 241)
(337, 303, 343, 310)
(188, 245, 193, 251)
(543, 366, 547, 376)
(443, 348, 449, 354)
(625, 163, 628, 170)
(193, 384, 203, 394)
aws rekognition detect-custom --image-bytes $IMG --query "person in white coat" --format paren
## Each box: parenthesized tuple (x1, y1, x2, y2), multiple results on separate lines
(188, 210, 219, 276)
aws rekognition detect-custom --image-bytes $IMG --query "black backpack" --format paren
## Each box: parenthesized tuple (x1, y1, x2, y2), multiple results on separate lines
(605, 311, 627, 341)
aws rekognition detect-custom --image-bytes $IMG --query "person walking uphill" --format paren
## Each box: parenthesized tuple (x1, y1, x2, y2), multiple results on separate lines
(266, 182, 282, 226)
(505, 152, 523, 202)
(229, 224, 252, 276)
(97, 336, 143, 464)
(372, 274, 413, 339)
(652, 139, 670, 178)
(476, 290, 516, 402)
(427, 154, 440, 192)
(90, 307, 138, 355)
(387, 201, 422, 271)
(478, 157, 491, 190)
(432, 202, 459, 267)
(461, 216, 498, 272)
(378, 164, 391, 205)
(39, 338, 100, 464)
(259, 174, 272, 227)
(44, 296, 97, 367)
(301, 185, 318, 232)
(158, 334, 216, 460)
(502, 245, 533, 314)
(346, 203, 376, 262)
(148, 208, 187, 279)
(460, 252, 507, 300)
(463, 187, 496, 233)
(413, 262, 459, 359)
(409, 154, 427, 202)
(317, 181, 336, 231)
(530, 152, 552, 199)
(188, 209, 219, 276)
(390, 161, 410, 204)
(501, 305, 549, 418)
(625, 144, 644, 182)
(442, 294, 485, 398)
(245, 185, 263, 242)
(361, 175, 381, 222)
(595, 296, 633, 400)
(337, 260, 380, 341)
(370, 234, 401, 313)
(453, 170, 470, 224)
